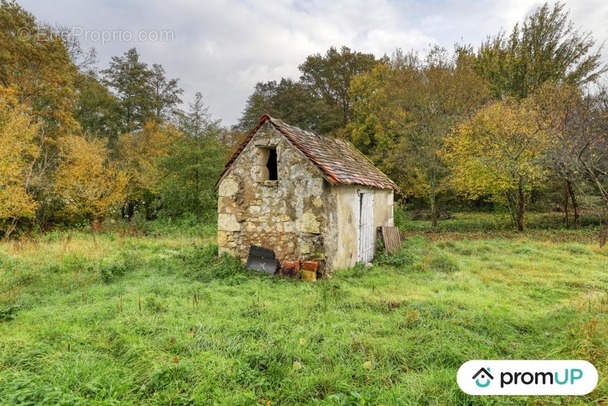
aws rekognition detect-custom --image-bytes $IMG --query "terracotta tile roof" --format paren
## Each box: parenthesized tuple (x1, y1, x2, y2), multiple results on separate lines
(217, 114, 398, 191)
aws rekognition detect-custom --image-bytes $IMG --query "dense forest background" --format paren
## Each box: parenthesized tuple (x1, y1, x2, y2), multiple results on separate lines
(1, 0, 608, 239)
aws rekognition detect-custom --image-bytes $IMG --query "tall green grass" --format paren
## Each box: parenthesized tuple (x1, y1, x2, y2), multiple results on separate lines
(0, 226, 606, 404)
(398, 210, 603, 237)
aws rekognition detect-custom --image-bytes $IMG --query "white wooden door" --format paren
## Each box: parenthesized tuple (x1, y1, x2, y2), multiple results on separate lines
(357, 190, 375, 263)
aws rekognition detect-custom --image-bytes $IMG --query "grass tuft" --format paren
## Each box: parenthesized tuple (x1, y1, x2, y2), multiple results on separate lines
(0, 217, 606, 404)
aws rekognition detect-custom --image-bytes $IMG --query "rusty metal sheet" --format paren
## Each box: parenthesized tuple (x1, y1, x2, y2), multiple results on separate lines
(245, 245, 279, 274)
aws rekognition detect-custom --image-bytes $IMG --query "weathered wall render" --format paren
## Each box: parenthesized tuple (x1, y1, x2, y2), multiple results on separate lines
(218, 123, 337, 269)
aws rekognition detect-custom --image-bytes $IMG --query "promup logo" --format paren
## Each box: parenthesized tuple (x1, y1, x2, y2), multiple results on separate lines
(472, 367, 494, 388)
(457, 360, 598, 395)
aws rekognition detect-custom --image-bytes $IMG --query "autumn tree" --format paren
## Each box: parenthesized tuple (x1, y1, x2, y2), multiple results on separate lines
(445, 99, 551, 231)
(531, 83, 590, 227)
(473, 2, 607, 100)
(0, 95, 40, 239)
(0, 1, 83, 229)
(0, 0, 79, 133)
(116, 122, 182, 219)
(1, 1, 224, 232)
(350, 47, 491, 226)
(54, 136, 127, 225)
(556, 83, 608, 241)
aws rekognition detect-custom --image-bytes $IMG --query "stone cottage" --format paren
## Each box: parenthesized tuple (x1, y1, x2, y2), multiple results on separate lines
(216, 114, 398, 272)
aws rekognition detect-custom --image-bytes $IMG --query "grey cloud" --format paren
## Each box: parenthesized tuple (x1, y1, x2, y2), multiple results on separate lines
(17, 0, 608, 126)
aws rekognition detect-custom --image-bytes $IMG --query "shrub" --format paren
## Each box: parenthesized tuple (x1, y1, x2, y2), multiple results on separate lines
(566, 244, 592, 255)
(413, 251, 460, 273)
(428, 252, 460, 273)
(0, 305, 19, 322)
(181, 245, 246, 283)
(99, 261, 128, 284)
(375, 248, 414, 268)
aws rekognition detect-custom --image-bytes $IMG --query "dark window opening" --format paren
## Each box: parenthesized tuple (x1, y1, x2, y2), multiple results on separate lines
(267, 148, 278, 181)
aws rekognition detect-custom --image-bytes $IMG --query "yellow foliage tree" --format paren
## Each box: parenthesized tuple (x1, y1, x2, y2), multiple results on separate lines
(444, 99, 551, 231)
(116, 121, 183, 218)
(349, 48, 490, 226)
(0, 2, 79, 135)
(54, 135, 127, 223)
(0, 96, 40, 238)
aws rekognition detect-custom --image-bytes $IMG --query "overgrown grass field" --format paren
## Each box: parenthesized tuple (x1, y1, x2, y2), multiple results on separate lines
(0, 216, 607, 405)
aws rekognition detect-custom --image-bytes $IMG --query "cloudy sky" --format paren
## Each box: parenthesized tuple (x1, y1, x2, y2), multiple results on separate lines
(17, 0, 608, 127)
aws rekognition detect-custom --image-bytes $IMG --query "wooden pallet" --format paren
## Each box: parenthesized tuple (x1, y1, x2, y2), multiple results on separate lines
(379, 226, 401, 255)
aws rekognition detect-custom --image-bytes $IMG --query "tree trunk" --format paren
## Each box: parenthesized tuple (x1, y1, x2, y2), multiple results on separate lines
(122, 201, 135, 220)
(566, 179, 580, 228)
(195, 168, 201, 224)
(2, 218, 19, 241)
(576, 158, 608, 246)
(516, 176, 526, 232)
(505, 191, 517, 228)
(600, 206, 608, 248)
(563, 180, 570, 228)
(90, 219, 102, 233)
(429, 184, 438, 228)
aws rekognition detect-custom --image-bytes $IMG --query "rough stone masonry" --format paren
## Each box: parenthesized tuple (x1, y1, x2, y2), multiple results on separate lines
(217, 124, 338, 273)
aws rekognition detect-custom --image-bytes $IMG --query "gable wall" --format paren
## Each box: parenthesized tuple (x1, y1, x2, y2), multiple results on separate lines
(217, 124, 337, 270)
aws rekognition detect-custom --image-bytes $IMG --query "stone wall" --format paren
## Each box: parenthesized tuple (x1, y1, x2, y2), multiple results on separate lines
(217, 123, 337, 271)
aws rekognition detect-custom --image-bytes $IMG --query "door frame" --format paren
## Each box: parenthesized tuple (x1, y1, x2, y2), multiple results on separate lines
(356, 189, 375, 263)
